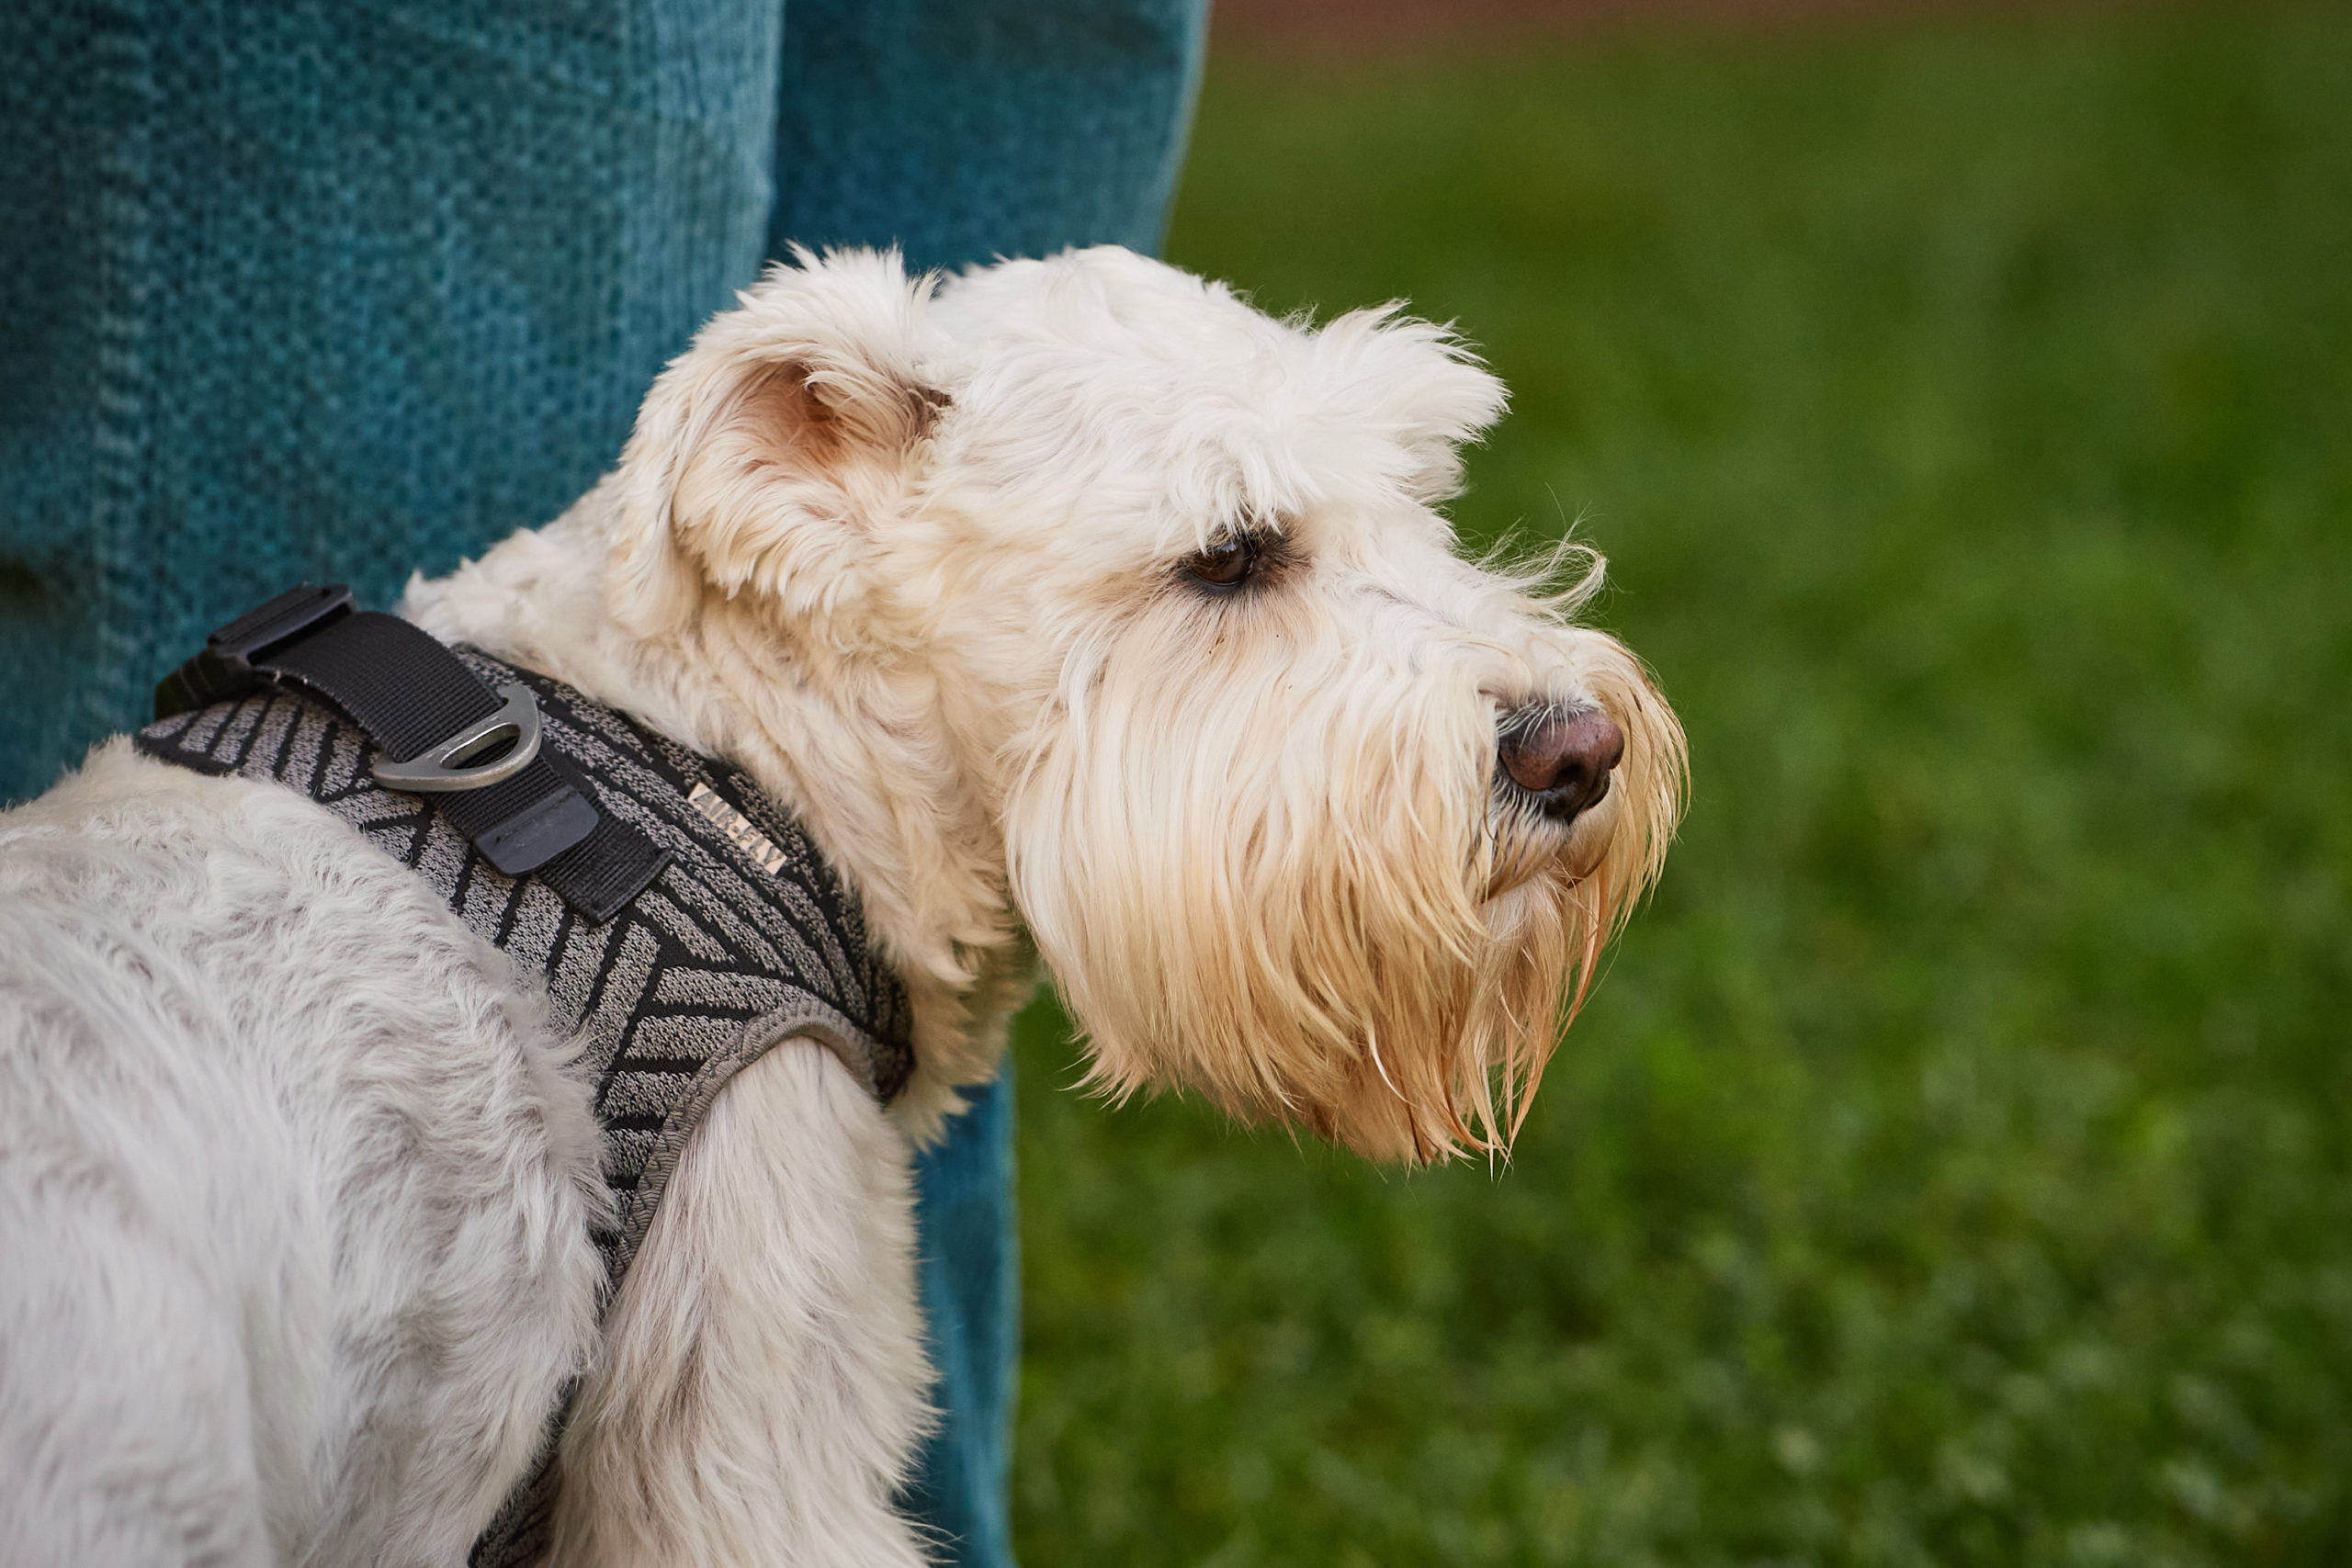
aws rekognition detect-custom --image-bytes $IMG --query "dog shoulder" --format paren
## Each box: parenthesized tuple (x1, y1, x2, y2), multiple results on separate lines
(553, 1042, 933, 1568)
(0, 739, 609, 1566)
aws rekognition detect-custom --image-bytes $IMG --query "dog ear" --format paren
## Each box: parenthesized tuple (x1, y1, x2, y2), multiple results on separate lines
(1316, 307, 1508, 505)
(608, 247, 950, 634)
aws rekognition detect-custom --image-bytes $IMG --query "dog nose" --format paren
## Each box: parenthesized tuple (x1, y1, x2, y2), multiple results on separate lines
(1498, 705, 1624, 821)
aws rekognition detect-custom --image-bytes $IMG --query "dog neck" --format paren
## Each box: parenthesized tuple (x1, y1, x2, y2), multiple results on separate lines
(401, 480, 1028, 1138)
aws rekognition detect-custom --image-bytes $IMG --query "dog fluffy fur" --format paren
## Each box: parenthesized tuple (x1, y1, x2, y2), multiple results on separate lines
(0, 246, 1685, 1566)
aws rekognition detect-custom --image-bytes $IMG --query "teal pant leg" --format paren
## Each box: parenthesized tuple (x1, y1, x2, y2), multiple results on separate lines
(905, 1070, 1023, 1562)
(768, 0, 1208, 269)
(0, 0, 786, 803)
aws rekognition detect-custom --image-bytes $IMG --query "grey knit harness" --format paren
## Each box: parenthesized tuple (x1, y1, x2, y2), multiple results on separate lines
(136, 649, 914, 1565)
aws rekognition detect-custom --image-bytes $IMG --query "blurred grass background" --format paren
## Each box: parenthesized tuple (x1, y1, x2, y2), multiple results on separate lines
(1006, 6, 2352, 1564)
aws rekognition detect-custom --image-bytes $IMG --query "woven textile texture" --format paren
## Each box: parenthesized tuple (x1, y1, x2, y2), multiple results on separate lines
(0, 4, 1210, 1563)
(136, 650, 919, 1291)
(138, 649, 922, 1567)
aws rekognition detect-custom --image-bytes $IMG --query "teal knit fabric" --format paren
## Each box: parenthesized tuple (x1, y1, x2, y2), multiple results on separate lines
(0, 3, 1207, 1562)
(0, 0, 1206, 802)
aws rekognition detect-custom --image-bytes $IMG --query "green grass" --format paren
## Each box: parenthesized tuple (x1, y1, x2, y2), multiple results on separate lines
(1008, 7, 2352, 1564)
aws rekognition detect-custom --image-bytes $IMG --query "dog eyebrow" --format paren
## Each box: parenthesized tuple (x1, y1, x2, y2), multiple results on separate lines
(1200, 507, 1283, 545)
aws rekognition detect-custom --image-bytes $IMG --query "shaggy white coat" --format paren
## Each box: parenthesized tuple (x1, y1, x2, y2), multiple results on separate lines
(0, 246, 1684, 1566)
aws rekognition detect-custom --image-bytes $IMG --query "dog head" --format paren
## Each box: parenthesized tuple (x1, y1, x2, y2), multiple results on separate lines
(609, 246, 1687, 1162)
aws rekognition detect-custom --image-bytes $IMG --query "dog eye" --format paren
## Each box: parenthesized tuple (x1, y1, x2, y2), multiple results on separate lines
(1183, 536, 1258, 590)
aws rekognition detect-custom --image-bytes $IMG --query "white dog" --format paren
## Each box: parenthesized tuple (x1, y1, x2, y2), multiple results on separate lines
(0, 246, 1685, 1567)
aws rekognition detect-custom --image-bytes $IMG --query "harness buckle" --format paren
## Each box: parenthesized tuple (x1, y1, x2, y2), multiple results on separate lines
(371, 682, 544, 793)
(154, 582, 356, 719)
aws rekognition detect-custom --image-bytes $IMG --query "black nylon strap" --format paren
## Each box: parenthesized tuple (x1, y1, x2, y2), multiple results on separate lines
(262, 612, 504, 761)
(261, 612, 605, 879)
(153, 586, 666, 921)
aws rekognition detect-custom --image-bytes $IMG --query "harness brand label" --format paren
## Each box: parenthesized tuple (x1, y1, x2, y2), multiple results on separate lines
(687, 781, 787, 875)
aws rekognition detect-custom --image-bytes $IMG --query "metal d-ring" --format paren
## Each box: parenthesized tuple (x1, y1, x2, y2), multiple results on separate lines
(371, 682, 544, 793)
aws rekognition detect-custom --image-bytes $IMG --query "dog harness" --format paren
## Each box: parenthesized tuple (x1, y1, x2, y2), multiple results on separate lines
(136, 586, 915, 1566)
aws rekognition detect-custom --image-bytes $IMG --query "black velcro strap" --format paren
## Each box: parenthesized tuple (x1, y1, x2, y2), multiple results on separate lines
(155, 585, 667, 922)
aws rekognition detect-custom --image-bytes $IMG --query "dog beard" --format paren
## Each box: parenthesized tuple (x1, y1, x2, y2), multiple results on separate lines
(1005, 577, 1685, 1163)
